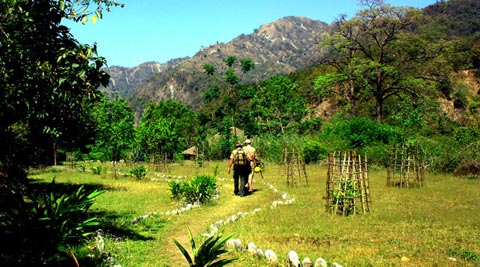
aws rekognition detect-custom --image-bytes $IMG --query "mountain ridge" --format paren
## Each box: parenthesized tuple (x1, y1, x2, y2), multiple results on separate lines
(102, 16, 329, 112)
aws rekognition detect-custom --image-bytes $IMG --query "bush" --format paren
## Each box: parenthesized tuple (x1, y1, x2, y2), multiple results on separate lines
(91, 165, 105, 175)
(169, 175, 217, 204)
(320, 117, 398, 150)
(302, 139, 329, 163)
(129, 165, 147, 179)
(0, 180, 104, 266)
(87, 151, 104, 161)
(362, 142, 390, 167)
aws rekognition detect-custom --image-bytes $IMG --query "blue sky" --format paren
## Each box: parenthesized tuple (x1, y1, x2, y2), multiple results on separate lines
(64, 0, 438, 67)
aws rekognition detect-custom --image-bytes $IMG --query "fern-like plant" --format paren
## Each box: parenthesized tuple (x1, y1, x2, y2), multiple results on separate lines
(173, 228, 236, 267)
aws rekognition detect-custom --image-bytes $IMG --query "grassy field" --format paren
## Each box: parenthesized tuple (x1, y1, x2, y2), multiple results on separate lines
(29, 160, 480, 267)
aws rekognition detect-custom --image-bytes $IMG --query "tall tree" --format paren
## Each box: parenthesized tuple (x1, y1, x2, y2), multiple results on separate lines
(136, 100, 198, 161)
(90, 95, 135, 162)
(202, 56, 255, 137)
(316, 0, 435, 121)
(250, 75, 308, 140)
(0, 0, 122, 184)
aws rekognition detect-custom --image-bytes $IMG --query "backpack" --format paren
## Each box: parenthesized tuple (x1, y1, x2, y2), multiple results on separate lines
(234, 148, 247, 166)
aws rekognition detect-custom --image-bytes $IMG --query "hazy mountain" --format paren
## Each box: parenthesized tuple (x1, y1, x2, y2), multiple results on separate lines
(102, 16, 329, 112)
(100, 57, 188, 99)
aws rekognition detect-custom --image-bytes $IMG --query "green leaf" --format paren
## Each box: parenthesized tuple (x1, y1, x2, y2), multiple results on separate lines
(173, 238, 194, 265)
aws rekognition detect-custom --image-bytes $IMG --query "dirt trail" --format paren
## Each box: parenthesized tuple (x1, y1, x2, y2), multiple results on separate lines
(162, 181, 272, 266)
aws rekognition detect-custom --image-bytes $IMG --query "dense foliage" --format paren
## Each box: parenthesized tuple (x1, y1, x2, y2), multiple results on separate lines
(136, 100, 198, 161)
(89, 95, 135, 161)
(0, 180, 104, 266)
(0, 0, 122, 265)
(0, 0, 122, 184)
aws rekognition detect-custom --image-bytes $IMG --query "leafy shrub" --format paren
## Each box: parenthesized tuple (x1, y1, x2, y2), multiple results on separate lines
(413, 135, 459, 173)
(0, 180, 104, 266)
(453, 126, 480, 145)
(302, 139, 329, 163)
(91, 165, 105, 175)
(331, 181, 360, 216)
(77, 163, 86, 172)
(362, 142, 390, 167)
(197, 157, 204, 167)
(129, 165, 147, 179)
(320, 117, 398, 150)
(169, 180, 184, 201)
(87, 151, 104, 161)
(169, 175, 217, 204)
(415, 127, 480, 173)
(254, 133, 303, 163)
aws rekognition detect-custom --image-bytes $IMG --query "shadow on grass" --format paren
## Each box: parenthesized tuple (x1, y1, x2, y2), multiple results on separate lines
(1, 179, 158, 267)
(92, 210, 156, 241)
(27, 179, 156, 241)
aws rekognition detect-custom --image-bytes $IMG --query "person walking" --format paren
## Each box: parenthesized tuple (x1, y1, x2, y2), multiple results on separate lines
(228, 141, 249, 197)
(243, 139, 257, 193)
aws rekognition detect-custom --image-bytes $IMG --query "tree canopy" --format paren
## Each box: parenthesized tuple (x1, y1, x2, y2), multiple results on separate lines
(316, 0, 449, 121)
(0, 0, 122, 184)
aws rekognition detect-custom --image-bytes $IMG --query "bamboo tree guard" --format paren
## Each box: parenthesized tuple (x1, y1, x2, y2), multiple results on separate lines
(386, 144, 425, 188)
(65, 152, 77, 169)
(325, 151, 370, 216)
(284, 148, 308, 186)
(151, 152, 168, 172)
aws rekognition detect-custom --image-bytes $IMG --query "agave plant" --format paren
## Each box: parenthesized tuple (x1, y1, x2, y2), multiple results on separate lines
(173, 228, 236, 267)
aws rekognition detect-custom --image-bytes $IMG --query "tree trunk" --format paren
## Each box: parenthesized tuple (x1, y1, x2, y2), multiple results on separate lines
(53, 142, 57, 166)
(376, 93, 383, 122)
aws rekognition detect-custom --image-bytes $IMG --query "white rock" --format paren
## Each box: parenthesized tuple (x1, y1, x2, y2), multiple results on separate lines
(265, 249, 277, 262)
(247, 242, 257, 255)
(302, 257, 313, 267)
(233, 238, 243, 251)
(225, 238, 236, 250)
(314, 257, 328, 267)
(288, 250, 301, 267)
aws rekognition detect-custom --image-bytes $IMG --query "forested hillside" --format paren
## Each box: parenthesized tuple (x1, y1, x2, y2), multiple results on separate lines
(104, 16, 328, 114)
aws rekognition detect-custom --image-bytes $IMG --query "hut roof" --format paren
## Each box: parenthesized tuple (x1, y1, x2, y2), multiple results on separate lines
(182, 146, 198, 156)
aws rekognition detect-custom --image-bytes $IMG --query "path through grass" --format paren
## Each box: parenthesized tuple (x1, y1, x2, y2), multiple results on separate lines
(30, 161, 480, 267)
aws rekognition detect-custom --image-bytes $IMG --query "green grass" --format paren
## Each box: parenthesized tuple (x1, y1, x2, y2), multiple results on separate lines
(29, 161, 480, 267)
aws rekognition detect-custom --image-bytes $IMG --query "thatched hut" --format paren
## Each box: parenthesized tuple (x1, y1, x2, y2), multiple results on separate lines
(182, 146, 198, 160)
